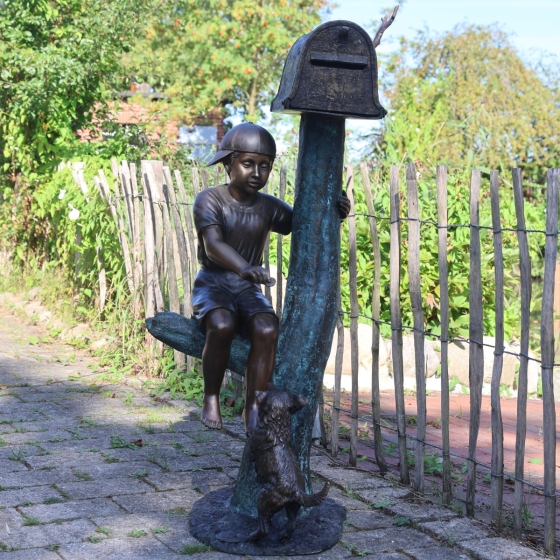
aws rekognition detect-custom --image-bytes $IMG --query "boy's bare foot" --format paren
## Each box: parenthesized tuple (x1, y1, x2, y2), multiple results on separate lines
(244, 403, 259, 436)
(201, 395, 222, 429)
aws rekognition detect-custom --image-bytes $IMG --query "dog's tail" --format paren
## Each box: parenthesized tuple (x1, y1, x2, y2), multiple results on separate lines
(296, 481, 330, 507)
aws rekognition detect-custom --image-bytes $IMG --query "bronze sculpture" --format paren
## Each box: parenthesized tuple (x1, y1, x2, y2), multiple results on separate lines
(249, 383, 330, 541)
(192, 123, 349, 435)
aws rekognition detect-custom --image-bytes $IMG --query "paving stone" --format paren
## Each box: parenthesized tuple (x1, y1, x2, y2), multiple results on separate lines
(113, 488, 203, 514)
(406, 546, 471, 560)
(385, 499, 458, 522)
(43, 518, 97, 545)
(344, 509, 394, 531)
(0, 467, 77, 488)
(0, 444, 46, 459)
(91, 512, 192, 552)
(419, 516, 491, 543)
(76, 460, 165, 480)
(0, 550, 61, 560)
(458, 537, 542, 559)
(19, 497, 124, 522)
(57, 536, 178, 559)
(0, 485, 65, 507)
(165, 454, 237, 472)
(354, 485, 411, 505)
(0, 429, 71, 445)
(145, 470, 233, 492)
(327, 487, 370, 511)
(340, 527, 438, 553)
(0, 458, 29, 473)
(57, 477, 154, 500)
(24, 451, 106, 469)
(310, 457, 392, 491)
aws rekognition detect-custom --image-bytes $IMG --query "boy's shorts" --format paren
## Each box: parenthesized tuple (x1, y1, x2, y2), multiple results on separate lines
(192, 269, 276, 333)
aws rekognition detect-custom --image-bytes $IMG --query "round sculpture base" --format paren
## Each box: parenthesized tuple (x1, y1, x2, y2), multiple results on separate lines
(189, 486, 346, 556)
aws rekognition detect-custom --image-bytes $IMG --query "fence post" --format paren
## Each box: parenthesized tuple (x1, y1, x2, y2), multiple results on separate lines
(360, 162, 387, 474)
(390, 165, 409, 485)
(466, 169, 483, 518)
(276, 166, 287, 319)
(512, 168, 531, 536)
(436, 165, 452, 504)
(406, 162, 426, 494)
(347, 166, 359, 467)
(489, 170, 504, 528)
(541, 168, 559, 555)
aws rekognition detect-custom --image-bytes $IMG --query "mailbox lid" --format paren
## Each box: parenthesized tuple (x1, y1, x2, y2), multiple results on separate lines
(271, 20, 386, 120)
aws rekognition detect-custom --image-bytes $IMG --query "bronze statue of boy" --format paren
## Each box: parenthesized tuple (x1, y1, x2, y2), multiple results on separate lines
(192, 123, 350, 435)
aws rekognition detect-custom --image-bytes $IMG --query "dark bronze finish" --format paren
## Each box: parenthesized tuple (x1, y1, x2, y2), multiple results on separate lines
(207, 122, 277, 166)
(249, 383, 330, 541)
(271, 20, 387, 119)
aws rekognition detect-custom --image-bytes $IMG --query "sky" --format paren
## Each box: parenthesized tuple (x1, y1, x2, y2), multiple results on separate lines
(319, 0, 560, 154)
(328, 0, 560, 58)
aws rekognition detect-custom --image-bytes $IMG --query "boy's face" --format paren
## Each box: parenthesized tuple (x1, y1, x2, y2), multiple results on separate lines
(225, 152, 272, 198)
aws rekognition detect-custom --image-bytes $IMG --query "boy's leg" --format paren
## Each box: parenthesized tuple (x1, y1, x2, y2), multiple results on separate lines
(245, 313, 278, 435)
(201, 308, 236, 429)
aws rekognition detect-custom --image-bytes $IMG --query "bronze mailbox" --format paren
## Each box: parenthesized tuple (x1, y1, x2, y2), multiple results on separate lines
(271, 20, 386, 120)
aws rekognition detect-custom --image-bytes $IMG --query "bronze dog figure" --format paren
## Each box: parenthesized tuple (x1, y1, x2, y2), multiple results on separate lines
(248, 383, 330, 541)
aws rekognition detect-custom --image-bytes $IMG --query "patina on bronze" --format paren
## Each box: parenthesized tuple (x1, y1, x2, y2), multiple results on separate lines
(248, 383, 330, 541)
(147, 11, 397, 555)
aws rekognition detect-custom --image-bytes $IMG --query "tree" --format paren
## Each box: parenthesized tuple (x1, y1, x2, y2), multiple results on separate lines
(0, 0, 147, 182)
(123, 0, 331, 122)
(375, 24, 560, 183)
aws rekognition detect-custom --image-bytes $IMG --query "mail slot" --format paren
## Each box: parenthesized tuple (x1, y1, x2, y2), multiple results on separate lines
(271, 20, 386, 120)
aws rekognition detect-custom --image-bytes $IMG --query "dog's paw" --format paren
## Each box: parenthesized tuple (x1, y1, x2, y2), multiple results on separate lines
(248, 529, 266, 541)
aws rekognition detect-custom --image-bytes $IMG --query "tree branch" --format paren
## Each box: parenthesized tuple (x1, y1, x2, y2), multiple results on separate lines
(372, 6, 399, 49)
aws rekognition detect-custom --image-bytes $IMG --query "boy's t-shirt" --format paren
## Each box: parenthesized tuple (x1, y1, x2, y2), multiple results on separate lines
(193, 185, 292, 271)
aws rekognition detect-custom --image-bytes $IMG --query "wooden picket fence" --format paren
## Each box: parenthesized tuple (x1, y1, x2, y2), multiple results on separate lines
(79, 159, 560, 554)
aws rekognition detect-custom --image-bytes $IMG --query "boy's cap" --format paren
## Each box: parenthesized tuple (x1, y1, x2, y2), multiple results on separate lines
(207, 123, 276, 166)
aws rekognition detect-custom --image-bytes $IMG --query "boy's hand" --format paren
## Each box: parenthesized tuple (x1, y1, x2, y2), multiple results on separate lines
(338, 190, 351, 220)
(240, 266, 276, 287)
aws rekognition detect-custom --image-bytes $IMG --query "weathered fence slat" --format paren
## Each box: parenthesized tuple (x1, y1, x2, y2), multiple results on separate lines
(263, 183, 272, 304)
(331, 294, 344, 458)
(276, 166, 287, 318)
(116, 159, 134, 243)
(163, 167, 192, 318)
(360, 162, 387, 474)
(141, 162, 163, 318)
(191, 168, 201, 198)
(512, 168, 531, 536)
(98, 170, 134, 296)
(128, 162, 145, 316)
(174, 170, 198, 287)
(542, 168, 559, 555)
(201, 168, 209, 190)
(406, 163, 426, 493)
(347, 166, 359, 467)
(466, 169, 483, 517)
(436, 165, 452, 504)
(489, 170, 504, 527)
(390, 165, 409, 485)
(214, 166, 221, 188)
(161, 176, 183, 367)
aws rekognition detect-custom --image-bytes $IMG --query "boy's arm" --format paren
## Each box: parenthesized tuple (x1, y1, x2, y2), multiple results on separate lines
(201, 226, 273, 285)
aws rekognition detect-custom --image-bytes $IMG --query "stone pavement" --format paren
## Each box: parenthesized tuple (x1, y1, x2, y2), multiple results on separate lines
(0, 294, 550, 559)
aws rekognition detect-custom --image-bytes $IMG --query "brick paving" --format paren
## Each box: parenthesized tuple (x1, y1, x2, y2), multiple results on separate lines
(0, 293, 550, 559)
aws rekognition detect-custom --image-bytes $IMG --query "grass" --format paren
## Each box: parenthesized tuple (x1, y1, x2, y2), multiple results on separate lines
(96, 527, 112, 536)
(43, 497, 65, 504)
(130, 469, 148, 478)
(0, 438, 7, 446)
(340, 541, 372, 557)
(102, 454, 119, 463)
(128, 529, 147, 538)
(87, 535, 104, 543)
(180, 543, 213, 554)
(22, 517, 42, 526)
(73, 470, 93, 481)
(152, 527, 169, 534)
